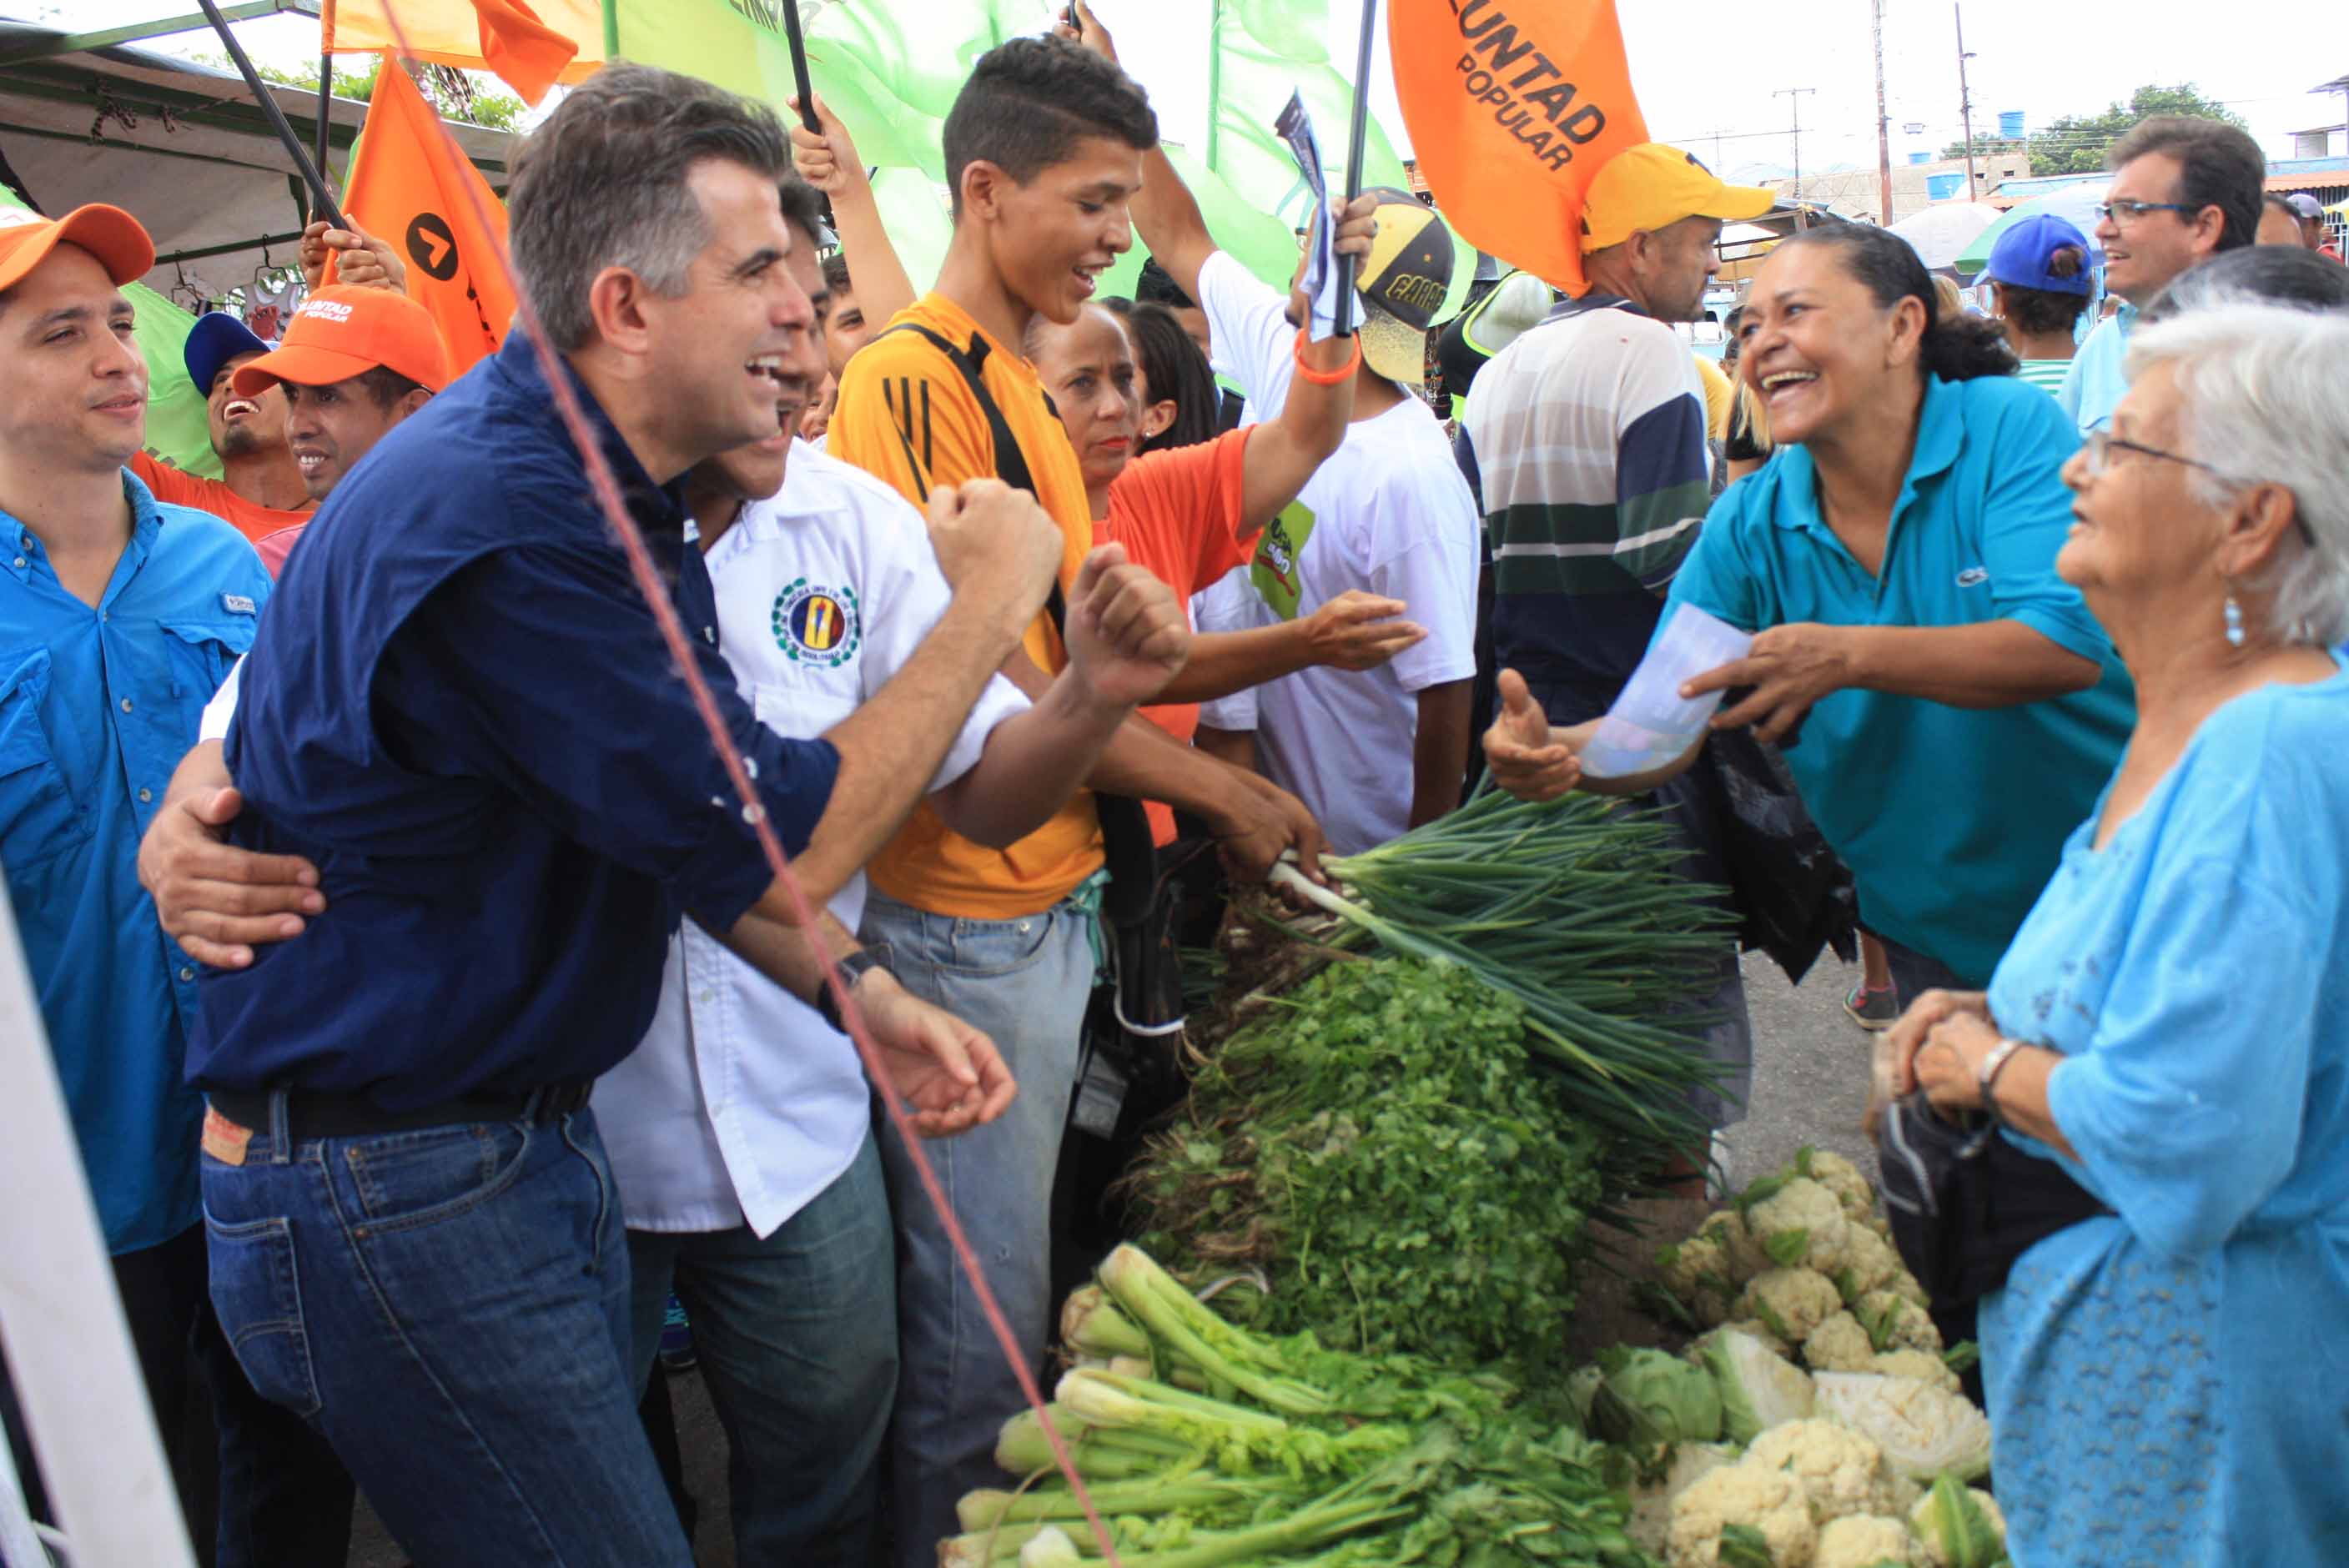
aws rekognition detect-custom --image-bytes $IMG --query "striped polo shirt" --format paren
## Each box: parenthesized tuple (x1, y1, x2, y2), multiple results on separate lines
(1461, 294, 1713, 717)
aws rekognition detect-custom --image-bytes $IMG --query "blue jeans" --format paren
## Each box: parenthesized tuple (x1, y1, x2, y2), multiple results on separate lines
(858, 889, 1096, 1568)
(626, 1133, 898, 1567)
(200, 1094, 690, 1567)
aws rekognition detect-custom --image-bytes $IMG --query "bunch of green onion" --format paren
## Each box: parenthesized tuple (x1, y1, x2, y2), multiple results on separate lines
(1266, 787, 1736, 1184)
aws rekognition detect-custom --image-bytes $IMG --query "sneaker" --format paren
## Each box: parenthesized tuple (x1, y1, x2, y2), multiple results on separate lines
(657, 1293, 696, 1372)
(1844, 980, 1899, 1032)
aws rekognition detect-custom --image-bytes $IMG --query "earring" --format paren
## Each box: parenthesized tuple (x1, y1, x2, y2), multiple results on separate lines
(2224, 594, 2246, 649)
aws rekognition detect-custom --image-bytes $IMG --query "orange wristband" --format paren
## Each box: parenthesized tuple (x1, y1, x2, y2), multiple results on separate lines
(1292, 325, 1361, 386)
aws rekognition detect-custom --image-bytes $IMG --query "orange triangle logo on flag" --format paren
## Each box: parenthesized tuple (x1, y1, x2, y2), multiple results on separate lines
(331, 62, 516, 374)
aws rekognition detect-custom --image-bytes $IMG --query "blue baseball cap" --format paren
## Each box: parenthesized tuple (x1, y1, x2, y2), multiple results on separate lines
(184, 310, 271, 397)
(1982, 214, 2095, 297)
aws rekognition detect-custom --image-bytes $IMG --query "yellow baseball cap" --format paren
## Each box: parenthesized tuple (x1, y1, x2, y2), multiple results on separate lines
(1582, 145, 1774, 254)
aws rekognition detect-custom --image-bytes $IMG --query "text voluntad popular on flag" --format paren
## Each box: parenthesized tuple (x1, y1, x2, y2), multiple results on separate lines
(1388, 0, 1647, 295)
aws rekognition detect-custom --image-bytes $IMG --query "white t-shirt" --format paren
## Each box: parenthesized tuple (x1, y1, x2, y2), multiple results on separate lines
(593, 443, 1027, 1237)
(1190, 250, 1479, 856)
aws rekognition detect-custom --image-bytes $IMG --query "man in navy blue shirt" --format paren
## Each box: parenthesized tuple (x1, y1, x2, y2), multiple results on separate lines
(140, 67, 1189, 1565)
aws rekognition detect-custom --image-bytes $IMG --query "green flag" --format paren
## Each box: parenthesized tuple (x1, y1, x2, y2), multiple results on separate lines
(0, 184, 219, 477)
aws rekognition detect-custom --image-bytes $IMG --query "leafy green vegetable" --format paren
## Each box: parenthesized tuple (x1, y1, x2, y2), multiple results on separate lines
(1718, 1522, 1779, 1568)
(1910, 1473, 2009, 1567)
(1762, 1229, 1812, 1269)
(1584, 1346, 1724, 1447)
(1131, 960, 1605, 1366)
(1692, 1327, 1816, 1445)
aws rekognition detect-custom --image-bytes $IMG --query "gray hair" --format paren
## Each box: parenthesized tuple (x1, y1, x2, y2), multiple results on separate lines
(2125, 303, 2349, 646)
(507, 63, 789, 352)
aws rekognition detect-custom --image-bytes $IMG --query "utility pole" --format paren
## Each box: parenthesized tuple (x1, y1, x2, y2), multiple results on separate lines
(1874, 0, 1894, 223)
(1954, 2, 1979, 201)
(1775, 87, 1817, 209)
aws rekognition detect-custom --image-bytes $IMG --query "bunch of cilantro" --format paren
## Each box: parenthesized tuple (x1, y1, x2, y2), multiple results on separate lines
(1134, 957, 1604, 1369)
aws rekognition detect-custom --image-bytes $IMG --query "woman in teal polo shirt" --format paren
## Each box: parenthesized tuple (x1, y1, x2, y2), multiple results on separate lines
(1484, 224, 2135, 997)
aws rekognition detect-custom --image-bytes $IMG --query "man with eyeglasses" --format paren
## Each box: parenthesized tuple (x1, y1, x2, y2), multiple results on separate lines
(2060, 116, 2266, 436)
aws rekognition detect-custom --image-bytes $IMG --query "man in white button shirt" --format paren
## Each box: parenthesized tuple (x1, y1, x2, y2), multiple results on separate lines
(591, 178, 1186, 1564)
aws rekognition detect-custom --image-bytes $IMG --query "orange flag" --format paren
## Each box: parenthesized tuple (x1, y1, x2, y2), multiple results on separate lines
(333, 62, 516, 374)
(1388, 0, 1648, 297)
(323, 0, 600, 105)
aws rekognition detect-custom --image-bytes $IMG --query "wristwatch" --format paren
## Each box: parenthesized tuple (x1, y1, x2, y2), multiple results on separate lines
(816, 948, 889, 1033)
(1975, 1037, 2028, 1127)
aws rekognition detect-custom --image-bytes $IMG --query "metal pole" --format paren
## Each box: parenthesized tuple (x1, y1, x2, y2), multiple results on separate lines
(311, 51, 334, 219)
(1335, 0, 1376, 337)
(1774, 88, 1814, 208)
(195, 0, 346, 228)
(1955, 2, 1979, 202)
(1873, 0, 1893, 224)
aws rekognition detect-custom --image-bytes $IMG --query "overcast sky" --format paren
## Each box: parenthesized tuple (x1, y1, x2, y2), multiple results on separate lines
(53, 0, 2349, 181)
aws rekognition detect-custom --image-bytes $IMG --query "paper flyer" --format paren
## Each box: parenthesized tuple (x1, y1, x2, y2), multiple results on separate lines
(1273, 91, 1346, 339)
(1579, 604, 1756, 779)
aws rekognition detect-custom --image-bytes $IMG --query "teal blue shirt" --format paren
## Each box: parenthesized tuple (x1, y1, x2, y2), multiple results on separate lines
(2, 472, 266, 1252)
(2056, 301, 2135, 435)
(1661, 372, 2134, 983)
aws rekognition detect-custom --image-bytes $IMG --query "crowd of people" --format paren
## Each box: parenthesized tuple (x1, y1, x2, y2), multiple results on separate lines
(1, 5, 2343, 1564)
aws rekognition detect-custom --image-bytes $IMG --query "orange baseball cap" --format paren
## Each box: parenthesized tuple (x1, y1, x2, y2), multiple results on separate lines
(233, 285, 451, 396)
(0, 203, 154, 292)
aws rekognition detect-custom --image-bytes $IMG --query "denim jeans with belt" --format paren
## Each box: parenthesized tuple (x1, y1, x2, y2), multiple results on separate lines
(199, 1093, 691, 1567)
(858, 888, 1096, 1568)
(625, 1132, 898, 1567)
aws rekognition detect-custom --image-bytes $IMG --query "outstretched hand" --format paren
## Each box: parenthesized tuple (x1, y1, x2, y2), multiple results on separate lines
(1481, 669, 1579, 802)
(855, 975, 1018, 1138)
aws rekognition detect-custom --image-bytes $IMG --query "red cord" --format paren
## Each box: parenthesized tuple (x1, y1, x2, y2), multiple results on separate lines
(365, 11, 1122, 1560)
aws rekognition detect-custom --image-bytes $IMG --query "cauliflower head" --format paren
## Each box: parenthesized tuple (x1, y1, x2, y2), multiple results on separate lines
(1803, 1311, 1880, 1373)
(1803, 1149, 1878, 1219)
(1745, 1417, 1905, 1523)
(1738, 1268, 1844, 1346)
(1628, 1443, 1739, 1555)
(1836, 1224, 1904, 1299)
(1870, 1349, 1960, 1395)
(1723, 1318, 1794, 1354)
(1856, 1290, 1943, 1354)
(1813, 1514, 1925, 1568)
(1748, 1178, 1851, 1274)
(1666, 1461, 1818, 1568)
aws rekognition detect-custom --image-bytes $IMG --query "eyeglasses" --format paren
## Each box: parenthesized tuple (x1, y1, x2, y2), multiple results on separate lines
(2080, 431, 2317, 544)
(2079, 430, 2218, 479)
(2095, 199, 2199, 225)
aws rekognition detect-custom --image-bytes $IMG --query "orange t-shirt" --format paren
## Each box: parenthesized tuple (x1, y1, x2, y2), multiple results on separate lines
(131, 453, 311, 546)
(828, 293, 1103, 920)
(1098, 427, 1255, 844)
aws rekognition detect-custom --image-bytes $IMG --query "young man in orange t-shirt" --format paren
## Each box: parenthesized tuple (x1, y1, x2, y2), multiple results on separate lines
(814, 36, 1331, 1560)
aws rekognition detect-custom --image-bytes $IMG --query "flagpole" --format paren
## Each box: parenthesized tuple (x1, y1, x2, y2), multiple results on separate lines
(1336, 0, 1377, 334)
(312, 0, 335, 219)
(196, 0, 347, 229)
(601, 0, 618, 64)
(1204, 0, 1222, 172)
(779, 0, 818, 132)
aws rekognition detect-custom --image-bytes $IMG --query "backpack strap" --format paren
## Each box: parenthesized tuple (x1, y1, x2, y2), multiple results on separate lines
(874, 323, 1156, 923)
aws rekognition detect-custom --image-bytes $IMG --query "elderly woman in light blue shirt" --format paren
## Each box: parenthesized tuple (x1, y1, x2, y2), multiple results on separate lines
(1889, 302, 2349, 1565)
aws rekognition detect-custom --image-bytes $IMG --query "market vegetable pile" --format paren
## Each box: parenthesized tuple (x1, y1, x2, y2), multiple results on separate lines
(950, 1243, 1648, 1567)
(1128, 958, 1605, 1366)
(1264, 789, 1738, 1189)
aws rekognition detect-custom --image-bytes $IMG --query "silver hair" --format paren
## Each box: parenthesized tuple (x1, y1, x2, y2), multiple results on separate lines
(507, 64, 788, 353)
(2125, 303, 2349, 647)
